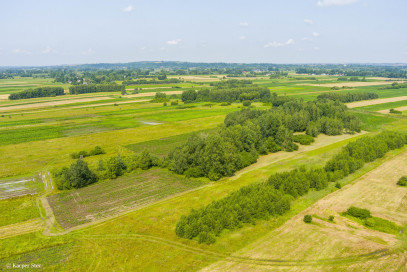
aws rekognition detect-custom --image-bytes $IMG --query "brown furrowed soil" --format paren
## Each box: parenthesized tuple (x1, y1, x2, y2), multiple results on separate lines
(346, 96, 407, 108)
(48, 168, 204, 229)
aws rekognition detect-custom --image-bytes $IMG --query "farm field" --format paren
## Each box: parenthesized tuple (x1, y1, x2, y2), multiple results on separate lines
(48, 168, 205, 229)
(1, 71, 407, 272)
(203, 149, 407, 272)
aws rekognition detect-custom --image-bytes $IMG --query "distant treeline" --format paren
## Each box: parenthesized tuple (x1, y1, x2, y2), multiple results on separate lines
(317, 92, 379, 103)
(337, 76, 366, 82)
(69, 83, 125, 94)
(181, 80, 269, 103)
(166, 97, 361, 181)
(175, 130, 407, 243)
(9, 87, 65, 100)
(122, 78, 182, 85)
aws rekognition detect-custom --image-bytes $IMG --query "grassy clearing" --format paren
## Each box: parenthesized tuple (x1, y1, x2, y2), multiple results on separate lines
(125, 128, 214, 157)
(48, 168, 206, 229)
(0, 195, 40, 227)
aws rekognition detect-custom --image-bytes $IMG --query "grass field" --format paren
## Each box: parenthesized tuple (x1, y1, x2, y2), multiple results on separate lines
(1, 74, 407, 271)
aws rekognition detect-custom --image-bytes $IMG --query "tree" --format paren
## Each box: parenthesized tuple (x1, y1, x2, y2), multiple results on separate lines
(63, 159, 97, 189)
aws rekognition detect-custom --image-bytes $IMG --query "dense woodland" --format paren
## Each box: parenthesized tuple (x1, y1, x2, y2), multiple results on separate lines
(69, 83, 125, 94)
(175, 131, 407, 243)
(9, 87, 65, 100)
(167, 97, 361, 181)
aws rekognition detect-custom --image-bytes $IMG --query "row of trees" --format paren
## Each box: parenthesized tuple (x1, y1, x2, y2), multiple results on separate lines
(175, 130, 407, 243)
(122, 78, 182, 85)
(9, 87, 65, 100)
(181, 86, 270, 103)
(166, 98, 362, 181)
(69, 83, 125, 94)
(53, 150, 158, 190)
(317, 92, 378, 103)
(70, 146, 105, 159)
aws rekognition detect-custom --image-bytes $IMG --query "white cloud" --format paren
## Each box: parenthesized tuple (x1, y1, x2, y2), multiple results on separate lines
(12, 49, 31, 55)
(314, 47, 320, 50)
(239, 22, 249, 27)
(239, 36, 246, 40)
(304, 19, 313, 25)
(167, 39, 181, 45)
(312, 32, 320, 37)
(264, 39, 294, 48)
(303, 37, 313, 41)
(123, 5, 133, 12)
(317, 0, 359, 7)
(81, 48, 94, 56)
(42, 46, 56, 54)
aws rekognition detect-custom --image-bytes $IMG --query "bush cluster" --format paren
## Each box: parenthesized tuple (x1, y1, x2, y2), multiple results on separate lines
(293, 134, 315, 145)
(70, 146, 105, 159)
(54, 150, 159, 190)
(397, 176, 407, 186)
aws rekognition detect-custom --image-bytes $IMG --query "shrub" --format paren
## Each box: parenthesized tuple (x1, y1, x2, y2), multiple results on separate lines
(220, 102, 231, 106)
(335, 182, 342, 189)
(242, 100, 251, 107)
(171, 101, 178, 106)
(390, 109, 402, 114)
(329, 215, 335, 222)
(303, 215, 312, 223)
(293, 134, 315, 145)
(397, 176, 407, 186)
(344, 206, 371, 219)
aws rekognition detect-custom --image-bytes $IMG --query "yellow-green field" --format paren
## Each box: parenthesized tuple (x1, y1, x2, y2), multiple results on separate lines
(1, 75, 407, 271)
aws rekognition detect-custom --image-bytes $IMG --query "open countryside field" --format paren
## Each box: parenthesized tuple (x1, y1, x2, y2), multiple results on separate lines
(2, 69, 407, 272)
(203, 149, 407, 272)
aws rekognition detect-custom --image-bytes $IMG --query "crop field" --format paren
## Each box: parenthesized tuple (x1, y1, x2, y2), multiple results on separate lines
(48, 168, 205, 229)
(346, 95, 407, 108)
(1, 73, 407, 272)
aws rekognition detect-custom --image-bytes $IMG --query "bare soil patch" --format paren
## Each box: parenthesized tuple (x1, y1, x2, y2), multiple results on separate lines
(346, 96, 407, 108)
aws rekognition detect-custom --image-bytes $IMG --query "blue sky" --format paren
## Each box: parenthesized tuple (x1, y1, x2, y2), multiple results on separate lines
(0, 0, 406, 66)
